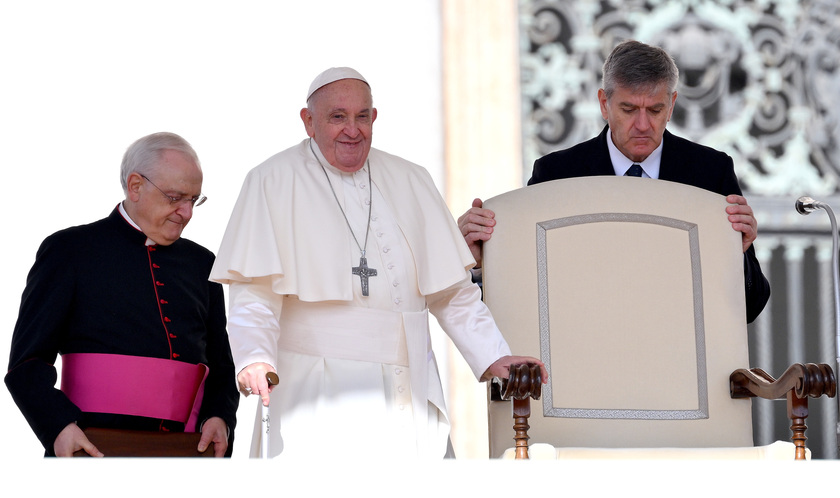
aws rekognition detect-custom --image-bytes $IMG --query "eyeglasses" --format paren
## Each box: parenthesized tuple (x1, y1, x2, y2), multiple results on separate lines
(140, 174, 207, 207)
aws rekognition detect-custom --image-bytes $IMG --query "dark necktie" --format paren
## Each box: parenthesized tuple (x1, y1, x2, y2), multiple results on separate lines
(625, 163, 643, 177)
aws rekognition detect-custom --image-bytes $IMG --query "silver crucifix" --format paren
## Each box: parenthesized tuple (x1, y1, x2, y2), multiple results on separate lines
(352, 256, 377, 296)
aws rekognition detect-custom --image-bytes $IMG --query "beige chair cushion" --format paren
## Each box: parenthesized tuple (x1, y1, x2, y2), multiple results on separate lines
(484, 177, 753, 458)
(501, 441, 807, 460)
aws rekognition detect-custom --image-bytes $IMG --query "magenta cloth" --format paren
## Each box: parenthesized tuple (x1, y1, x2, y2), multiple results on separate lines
(61, 353, 208, 432)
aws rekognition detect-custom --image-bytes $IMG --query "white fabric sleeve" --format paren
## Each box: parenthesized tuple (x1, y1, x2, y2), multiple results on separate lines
(227, 278, 284, 375)
(426, 271, 512, 380)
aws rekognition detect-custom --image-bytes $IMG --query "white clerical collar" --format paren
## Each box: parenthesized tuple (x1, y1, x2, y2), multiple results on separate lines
(606, 128, 664, 179)
(118, 202, 157, 246)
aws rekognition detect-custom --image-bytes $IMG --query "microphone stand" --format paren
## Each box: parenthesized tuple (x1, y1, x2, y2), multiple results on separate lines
(796, 196, 840, 455)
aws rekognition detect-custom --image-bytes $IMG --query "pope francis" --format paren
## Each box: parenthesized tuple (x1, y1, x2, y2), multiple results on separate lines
(210, 67, 544, 459)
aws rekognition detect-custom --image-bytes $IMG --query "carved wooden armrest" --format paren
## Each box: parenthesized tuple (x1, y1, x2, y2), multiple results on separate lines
(730, 363, 835, 400)
(730, 363, 836, 459)
(493, 363, 543, 459)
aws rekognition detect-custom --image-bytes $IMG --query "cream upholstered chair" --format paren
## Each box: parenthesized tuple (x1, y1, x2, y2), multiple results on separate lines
(483, 177, 835, 460)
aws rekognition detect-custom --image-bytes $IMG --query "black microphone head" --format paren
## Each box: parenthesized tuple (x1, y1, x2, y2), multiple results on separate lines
(796, 196, 817, 215)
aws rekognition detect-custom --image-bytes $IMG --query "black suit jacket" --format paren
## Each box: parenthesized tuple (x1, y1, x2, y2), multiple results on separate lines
(528, 126, 770, 323)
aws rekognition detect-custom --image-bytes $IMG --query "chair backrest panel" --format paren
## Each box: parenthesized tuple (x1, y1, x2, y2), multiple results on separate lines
(484, 177, 753, 458)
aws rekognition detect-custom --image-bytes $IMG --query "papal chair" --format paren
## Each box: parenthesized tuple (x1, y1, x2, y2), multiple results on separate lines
(483, 177, 835, 460)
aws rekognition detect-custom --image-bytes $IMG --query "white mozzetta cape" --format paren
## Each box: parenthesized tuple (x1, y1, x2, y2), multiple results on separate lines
(209, 139, 475, 297)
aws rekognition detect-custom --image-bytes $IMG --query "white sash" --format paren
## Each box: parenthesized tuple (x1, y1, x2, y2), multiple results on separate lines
(278, 300, 409, 366)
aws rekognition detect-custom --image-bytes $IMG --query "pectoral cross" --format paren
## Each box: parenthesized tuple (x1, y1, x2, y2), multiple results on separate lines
(352, 256, 377, 296)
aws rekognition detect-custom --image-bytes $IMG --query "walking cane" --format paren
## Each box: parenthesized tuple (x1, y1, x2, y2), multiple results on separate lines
(260, 372, 280, 459)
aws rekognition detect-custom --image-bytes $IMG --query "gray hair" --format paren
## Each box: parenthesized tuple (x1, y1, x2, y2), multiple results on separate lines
(120, 132, 200, 194)
(602, 40, 679, 99)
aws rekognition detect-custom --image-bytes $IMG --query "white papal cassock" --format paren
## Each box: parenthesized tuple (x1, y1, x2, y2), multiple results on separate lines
(210, 139, 511, 459)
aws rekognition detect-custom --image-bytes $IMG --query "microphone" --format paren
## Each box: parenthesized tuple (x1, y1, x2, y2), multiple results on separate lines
(795, 196, 820, 215)
(796, 196, 840, 454)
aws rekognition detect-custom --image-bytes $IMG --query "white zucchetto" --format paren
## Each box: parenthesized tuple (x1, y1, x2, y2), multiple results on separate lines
(306, 67, 370, 102)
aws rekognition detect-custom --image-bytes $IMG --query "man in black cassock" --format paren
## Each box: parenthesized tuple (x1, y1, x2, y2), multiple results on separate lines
(5, 132, 238, 457)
